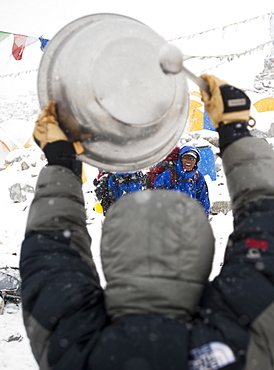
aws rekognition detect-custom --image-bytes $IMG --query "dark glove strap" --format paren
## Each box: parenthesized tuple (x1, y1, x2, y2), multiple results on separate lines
(217, 121, 251, 156)
(43, 141, 82, 178)
(220, 85, 251, 113)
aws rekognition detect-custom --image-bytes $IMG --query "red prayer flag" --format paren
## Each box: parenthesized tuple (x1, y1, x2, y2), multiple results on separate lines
(12, 34, 28, 60)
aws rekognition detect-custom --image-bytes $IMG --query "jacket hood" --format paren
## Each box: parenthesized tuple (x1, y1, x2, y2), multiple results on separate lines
(101, 189, 215, 322)
(179, 145, 200, 163)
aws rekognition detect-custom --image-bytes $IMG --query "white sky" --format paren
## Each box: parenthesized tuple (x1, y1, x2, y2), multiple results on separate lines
(0, 0, 273, 39)
(0, 0, 273, 94)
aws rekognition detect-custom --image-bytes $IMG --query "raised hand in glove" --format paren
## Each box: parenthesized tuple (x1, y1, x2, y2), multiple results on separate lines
(200, 74, 252, 128)
(34, 101, 68, 149)
(34, 101, 83, 178)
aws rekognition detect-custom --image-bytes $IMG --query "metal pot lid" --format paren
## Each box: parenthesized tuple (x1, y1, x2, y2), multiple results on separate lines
(38, 13, 189, 171)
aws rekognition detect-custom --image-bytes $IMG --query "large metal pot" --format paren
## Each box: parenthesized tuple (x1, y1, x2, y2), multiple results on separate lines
(38, 13, 189, 171)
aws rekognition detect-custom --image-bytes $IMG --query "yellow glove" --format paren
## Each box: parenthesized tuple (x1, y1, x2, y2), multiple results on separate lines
(34, 101, 68, 149)
(34, 101, 86, 154)
(200, 74, 252, 129)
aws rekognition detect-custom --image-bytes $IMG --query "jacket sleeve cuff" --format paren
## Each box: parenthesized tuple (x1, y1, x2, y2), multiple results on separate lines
(217, 121, 252, 156)
(43, 141, 82, 178)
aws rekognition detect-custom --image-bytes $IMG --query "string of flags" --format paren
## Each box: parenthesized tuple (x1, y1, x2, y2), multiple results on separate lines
(1, 12, 272, 61)
(182, 40, 273, 62)
(0, 41, 271, 79)
(0, 31, 49, 60)
(168, 12, 273, 42)
(0, 69, 38, 79)
(0, 12, 272, 78)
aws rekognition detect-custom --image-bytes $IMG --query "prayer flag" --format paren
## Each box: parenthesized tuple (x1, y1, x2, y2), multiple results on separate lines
(0, 31, 10, 43)
(12, 34, 27, 60)
(12, 34, 38, 60)
(39, 37, 50, 51)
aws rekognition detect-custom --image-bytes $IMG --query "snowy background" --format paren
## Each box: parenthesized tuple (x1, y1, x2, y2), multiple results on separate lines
(0, 2, 274, 367)
(0, 72, 273, 369)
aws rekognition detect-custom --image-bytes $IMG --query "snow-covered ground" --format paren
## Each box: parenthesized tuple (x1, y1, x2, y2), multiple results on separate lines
(0, 69, 273, 368)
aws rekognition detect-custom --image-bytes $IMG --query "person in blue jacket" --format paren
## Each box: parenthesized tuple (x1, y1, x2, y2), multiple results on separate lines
(94, 171, 146, 215)
(108, 171, 145, 200)
(154, 145, 210, 216)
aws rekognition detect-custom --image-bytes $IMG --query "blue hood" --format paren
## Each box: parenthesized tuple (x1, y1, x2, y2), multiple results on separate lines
(179, 146, 200, 163)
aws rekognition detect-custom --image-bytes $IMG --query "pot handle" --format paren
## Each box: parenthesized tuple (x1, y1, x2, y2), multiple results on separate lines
(159, 44, 210, 96)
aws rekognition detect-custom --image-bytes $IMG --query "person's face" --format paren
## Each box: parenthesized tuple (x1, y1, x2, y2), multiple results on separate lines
(181, 154, 196, 171)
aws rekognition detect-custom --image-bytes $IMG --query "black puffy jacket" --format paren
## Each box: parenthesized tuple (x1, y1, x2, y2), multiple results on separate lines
(20, 133, 274, 369)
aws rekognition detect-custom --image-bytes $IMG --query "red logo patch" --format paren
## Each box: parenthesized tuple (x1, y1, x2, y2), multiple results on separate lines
(245, 239, 268, 250)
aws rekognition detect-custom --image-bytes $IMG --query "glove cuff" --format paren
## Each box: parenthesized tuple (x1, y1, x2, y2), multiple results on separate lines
(43, 141, 82, 178)
(217, 121, 251, 156)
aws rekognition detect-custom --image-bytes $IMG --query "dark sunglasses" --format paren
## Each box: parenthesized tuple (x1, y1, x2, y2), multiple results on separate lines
(182, 155, 196, 161)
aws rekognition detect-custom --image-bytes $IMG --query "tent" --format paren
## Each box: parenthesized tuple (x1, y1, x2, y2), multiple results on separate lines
(254, 97, 274, 112)
(0, 128, 18, 166)
(198, 146, 217, 181)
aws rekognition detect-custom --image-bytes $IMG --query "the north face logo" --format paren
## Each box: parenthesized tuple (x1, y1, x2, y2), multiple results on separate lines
(245, 238, 268, 250)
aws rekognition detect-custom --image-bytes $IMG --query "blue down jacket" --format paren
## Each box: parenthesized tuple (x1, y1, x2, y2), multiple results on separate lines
(108, 171, 145, 200)
(154, 146, 210, 215)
